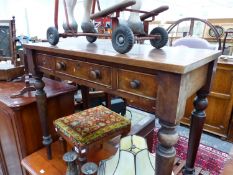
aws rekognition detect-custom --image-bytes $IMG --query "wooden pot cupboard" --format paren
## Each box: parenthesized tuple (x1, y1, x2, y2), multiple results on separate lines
(182, 58, 233, 141)
(0, 78, 77, 175)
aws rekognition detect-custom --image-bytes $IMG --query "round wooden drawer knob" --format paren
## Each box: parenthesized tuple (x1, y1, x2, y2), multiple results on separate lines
(56, 62, 66, 70)
(130, 80, 140, 89)
(90, 70, 100, 79)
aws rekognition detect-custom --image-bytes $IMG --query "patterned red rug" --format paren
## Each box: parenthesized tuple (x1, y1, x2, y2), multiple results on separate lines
(152, 129, 230, 174)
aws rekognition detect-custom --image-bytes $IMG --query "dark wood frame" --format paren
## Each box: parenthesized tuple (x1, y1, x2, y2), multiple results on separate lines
(0, 17, 17, 65)
(0, 17, 25, 81)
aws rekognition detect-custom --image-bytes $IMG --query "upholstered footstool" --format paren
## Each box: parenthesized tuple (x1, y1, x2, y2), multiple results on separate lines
(54, 105, 131, 163)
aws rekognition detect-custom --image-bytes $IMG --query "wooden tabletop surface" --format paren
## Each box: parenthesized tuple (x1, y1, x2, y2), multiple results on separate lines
(23, 38, 221, 74)
(0, 78, 77, 108)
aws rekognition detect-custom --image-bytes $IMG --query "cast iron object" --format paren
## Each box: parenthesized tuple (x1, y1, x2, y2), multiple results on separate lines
(63, 151, 80, 175)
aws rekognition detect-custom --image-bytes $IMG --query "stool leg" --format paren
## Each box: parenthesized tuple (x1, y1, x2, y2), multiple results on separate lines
(59, 136, 67, 154)
(75, 147, 88, 166)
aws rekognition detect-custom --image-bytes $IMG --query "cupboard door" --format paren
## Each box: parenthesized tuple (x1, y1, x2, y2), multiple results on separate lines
(0, 142, 7, 175)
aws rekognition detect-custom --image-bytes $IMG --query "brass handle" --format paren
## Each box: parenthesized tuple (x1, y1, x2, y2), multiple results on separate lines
(90, 70, 100, 79)
(56, 62, 66, 70)
(130, 80, 140, 89)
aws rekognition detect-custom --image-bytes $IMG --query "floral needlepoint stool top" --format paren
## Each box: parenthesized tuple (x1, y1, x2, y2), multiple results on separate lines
(54, 105, 131, 150)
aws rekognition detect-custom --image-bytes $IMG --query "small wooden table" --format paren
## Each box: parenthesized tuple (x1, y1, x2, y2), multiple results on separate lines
(24, 38, 220, 175)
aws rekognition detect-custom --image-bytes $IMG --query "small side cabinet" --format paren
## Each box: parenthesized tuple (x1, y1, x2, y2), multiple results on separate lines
(0, 78, 76, 175)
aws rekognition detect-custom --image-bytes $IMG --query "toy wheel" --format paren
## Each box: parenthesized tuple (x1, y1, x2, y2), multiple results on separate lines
(112, 25, 134, 54)
(86, 29, 97, 43)
(47, 27, 59, 45)
(150, 27, 168, 49)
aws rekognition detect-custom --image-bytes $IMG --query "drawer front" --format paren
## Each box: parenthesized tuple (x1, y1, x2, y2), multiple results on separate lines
(118, 69, 157, 99)
(55, 57, 112, 87)
(36, 54, 55, 71)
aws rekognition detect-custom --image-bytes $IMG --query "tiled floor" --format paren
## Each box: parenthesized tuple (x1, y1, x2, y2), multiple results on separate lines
(126, 106, 233, 154)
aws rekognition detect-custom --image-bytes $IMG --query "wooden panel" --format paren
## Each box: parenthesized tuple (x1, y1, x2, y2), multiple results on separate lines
(55, 57, 112, 87)
(36, 53, 55, 72)
(117, 69, 157, 99)
(0, 140, 8, 175)
(0, 106, 24, 175)
(0, 64, 24, 81)
(211, 65, 233, 94)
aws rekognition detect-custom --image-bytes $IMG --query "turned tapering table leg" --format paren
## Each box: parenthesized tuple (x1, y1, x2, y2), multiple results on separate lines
(34, 74, 52, 159)
(183, 90, 208, 174)
(156, 120, 179, 175)
(80, 85, 89, 109)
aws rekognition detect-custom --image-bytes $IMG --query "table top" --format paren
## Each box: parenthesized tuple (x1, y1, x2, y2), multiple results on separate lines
(23, 38, 221, 74)
(0, 78, 77, 108)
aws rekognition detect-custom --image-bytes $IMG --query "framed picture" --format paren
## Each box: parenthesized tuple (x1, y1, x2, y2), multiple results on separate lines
(0, 17, 24, 81)
(0, 17, 17, 63)
(208, 25, 224, 38)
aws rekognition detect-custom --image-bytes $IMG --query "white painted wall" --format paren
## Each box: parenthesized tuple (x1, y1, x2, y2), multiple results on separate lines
(0, 0, 232, 39)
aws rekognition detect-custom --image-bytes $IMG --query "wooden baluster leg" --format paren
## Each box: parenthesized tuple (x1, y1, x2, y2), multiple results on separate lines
(59, 136, 67, 154)
(105, 93, 112, 109)
(80, 85, 89, 109)
(156, 120, 179, 175)
(34, 74, 53, 159)
(183, 90, 208, 174)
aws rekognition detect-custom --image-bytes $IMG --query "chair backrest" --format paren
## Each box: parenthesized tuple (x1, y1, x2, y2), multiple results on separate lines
(173, 37, 216, 50)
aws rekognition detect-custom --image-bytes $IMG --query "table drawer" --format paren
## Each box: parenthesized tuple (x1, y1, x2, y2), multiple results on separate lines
(118, 69, 157, 99)
(55, 57, 112, 87)
(36, 54, 55, 71)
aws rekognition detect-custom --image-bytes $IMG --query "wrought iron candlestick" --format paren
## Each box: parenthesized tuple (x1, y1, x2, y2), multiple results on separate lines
(63, 151, 80, 175)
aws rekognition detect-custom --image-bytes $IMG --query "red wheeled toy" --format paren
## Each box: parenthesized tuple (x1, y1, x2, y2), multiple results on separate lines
(47, 0, 169, 54)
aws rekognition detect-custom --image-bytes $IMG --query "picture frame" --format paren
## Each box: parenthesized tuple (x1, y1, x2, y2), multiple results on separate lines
(0, 17, 17, 64)
(0, 17, 24, 81)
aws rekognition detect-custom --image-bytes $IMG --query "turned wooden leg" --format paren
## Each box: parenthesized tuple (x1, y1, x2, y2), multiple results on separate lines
(183, 90, 208, 174)
(156, 120, 179, 175)
(59, 136, 67, 154)
(105, 93, 112, 109)
(80, 85, 89, 109)
(34, 74, 52, 159)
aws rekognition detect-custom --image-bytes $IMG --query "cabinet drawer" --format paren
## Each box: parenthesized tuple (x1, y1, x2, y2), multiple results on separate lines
(118, 69, 157, 99)
(36, 54, 55, 71)
(55, 57, 112, 87)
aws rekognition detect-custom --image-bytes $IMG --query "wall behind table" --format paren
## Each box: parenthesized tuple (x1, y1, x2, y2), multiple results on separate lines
(0, 0, 85, 39)
(0, 0, 233, 39)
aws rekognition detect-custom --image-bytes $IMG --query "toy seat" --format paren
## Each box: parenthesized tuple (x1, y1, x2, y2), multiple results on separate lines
(173, 37, 216, 50)
(54, 105, 131, 163)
